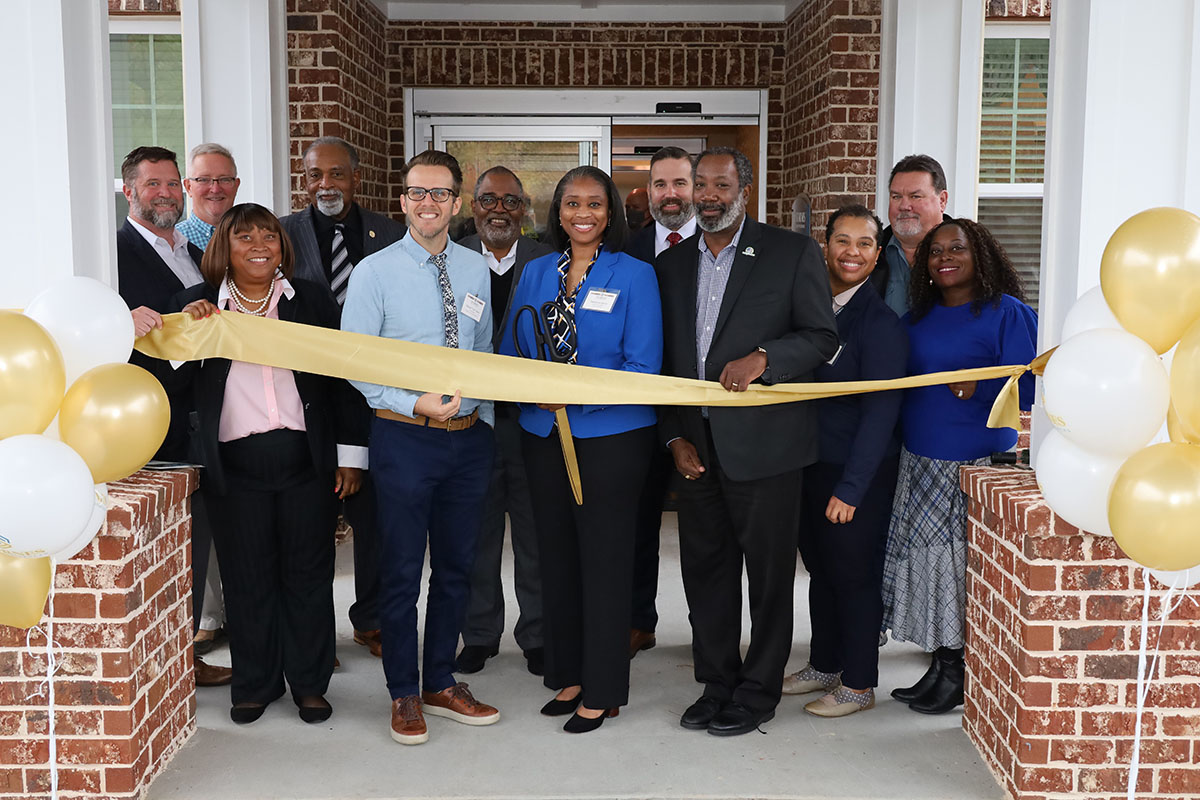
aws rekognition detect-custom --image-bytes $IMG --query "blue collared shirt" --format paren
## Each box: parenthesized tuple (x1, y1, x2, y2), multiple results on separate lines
(341, 231, 494, 426)
(695, 217, 746, 381)
(882, 236, 911, 317)
(176, 215, 215, 251)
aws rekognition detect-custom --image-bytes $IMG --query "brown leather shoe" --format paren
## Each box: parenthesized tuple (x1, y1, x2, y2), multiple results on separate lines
(390, 695, 428, 745)
(194, 655, 232, 687)
(353, 628, 383, 658)
(421, 682, 500, 726)
(629, 628, 656, 659)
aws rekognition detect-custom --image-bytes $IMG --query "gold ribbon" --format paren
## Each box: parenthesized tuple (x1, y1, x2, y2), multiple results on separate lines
(135, 312, 1040, 500)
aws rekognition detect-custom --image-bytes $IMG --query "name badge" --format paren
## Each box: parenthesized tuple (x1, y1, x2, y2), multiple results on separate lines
(461, 292, 486, 322)
(581, 288, 619, 313)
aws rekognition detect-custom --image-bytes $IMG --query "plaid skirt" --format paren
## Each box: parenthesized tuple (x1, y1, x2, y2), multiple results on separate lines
(881, 447, 989, 651)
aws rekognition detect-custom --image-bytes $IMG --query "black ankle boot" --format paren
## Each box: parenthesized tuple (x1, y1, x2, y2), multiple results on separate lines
(910, 647, 964, 714)
(891, 651, 941, 703)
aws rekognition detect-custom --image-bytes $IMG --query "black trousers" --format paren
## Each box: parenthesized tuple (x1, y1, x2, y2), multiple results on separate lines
(799, 457, 899, 690)
(676, 423, 803, 714)
(345, 475, 381, 632)
(205, 430, 338, 705)
(522, 425, 654, 710)
(190, 486, 213, 637)
(631, 447, 675, 632)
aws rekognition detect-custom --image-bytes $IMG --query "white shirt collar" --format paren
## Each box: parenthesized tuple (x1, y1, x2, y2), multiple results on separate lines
(128, 215, 189, 251)
(832, 280, 867, 314)
(480, 239, 519, 276)
(653, 217, 697, 257)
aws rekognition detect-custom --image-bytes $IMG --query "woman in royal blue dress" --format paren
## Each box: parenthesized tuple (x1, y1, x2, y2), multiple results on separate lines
(882, 218, 1036, 715)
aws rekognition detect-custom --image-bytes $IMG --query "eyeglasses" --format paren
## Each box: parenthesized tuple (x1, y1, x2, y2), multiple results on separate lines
(405, 186, 457, 203)
(188, 176, 238, 187)
(477, 193, 523, 211)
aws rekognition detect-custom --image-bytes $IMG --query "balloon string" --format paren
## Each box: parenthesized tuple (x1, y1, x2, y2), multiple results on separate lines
(1127, 569, 1184, 800)
(22, 564, 60, 799)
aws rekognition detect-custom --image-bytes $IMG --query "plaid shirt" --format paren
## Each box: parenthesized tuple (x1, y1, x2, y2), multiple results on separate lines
(694, 217, 745, 381)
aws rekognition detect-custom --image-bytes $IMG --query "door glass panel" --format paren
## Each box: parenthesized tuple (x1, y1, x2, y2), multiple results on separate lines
(444, 140, 597, 244)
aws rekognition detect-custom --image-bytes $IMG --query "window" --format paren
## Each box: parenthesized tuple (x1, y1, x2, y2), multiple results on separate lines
(109, 19, 185, 219)
(978, 24, 1049, 310)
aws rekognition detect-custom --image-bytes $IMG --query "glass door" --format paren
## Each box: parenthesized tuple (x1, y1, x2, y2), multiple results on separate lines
(430, 122, 610, 243)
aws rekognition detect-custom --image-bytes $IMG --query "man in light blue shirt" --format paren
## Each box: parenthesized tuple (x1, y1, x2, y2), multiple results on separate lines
(871, 154, 949, 317)
(342, 149, 499, 745)
(176, 143, 240, 251)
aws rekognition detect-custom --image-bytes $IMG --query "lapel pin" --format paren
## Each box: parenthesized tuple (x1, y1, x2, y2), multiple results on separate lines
(369, 230, 376, 238)
(741, 246, 755, 257)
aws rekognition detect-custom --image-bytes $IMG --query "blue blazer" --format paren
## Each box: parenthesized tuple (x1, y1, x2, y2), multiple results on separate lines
(501, 248, 663, 439)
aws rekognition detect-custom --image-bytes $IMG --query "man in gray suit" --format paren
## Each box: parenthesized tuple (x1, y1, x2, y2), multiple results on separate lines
(455, 166, 554, 676)
(280, 136, 406, 657)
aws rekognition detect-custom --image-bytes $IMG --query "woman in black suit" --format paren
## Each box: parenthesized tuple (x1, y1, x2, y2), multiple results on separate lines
(172, 203, 368, 724)
(783, 205, 908, 717)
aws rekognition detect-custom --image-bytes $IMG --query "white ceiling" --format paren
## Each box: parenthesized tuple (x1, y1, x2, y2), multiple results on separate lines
(373, 0, 803, 23)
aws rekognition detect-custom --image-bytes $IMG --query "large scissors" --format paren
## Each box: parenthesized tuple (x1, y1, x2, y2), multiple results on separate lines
(512, 302, 584, 505)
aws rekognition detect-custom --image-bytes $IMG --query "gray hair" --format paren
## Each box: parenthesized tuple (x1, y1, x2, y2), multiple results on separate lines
(303, 136, 360, 171)
(473, 165, 526, 197)
(188, 142, 237, 176)
(694, 146, 754, 190)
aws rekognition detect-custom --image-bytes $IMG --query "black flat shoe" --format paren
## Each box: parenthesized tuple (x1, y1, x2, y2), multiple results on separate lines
(706, 702, 775, 737)
(540, 694, 583, 716)
(891, 652, 941, 703)
(680, 696, 724, 730)
(455, 644, 499, 674)
(230, 703, 267, 724)
(524, 647, 545, 676)
(295, 695, 333, 724)
(563, 707, 617, 733)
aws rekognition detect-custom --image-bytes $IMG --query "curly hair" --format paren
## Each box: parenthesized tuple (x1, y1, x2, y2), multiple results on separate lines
(908, 217, 1026, 320)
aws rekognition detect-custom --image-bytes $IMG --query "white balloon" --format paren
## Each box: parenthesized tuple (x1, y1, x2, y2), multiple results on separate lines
(53, 484, 108, 561)
(0, 435, 95, 558)
(24, 277, 135, 386)
(1042, 328, 1170, 456)
(1035, 429, 1122, 537)
(1060, 286, 1123, 342)
(1147, 565, 1200, 591)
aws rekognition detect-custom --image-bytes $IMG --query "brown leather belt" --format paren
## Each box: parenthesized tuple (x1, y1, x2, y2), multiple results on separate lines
(375, 407, 479, 431)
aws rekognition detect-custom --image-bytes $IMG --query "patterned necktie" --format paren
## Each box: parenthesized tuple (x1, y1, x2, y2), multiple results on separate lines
(329, 223, 353, 305)
(666, 231, 683, 248)
(429, 252, 459, 349)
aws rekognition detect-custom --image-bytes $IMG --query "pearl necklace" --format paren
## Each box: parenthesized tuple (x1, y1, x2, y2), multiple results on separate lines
(226, 274, 275, 316)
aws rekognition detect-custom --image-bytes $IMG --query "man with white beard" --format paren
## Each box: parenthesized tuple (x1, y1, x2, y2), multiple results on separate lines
(280, 136, 406, 660)
(454, 166, 553, 676)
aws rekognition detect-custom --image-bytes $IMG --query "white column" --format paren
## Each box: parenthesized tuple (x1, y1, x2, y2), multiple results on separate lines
(875, 0, 985, 218)
(180, 0, 291, 215)
(0, 2, 114, 306)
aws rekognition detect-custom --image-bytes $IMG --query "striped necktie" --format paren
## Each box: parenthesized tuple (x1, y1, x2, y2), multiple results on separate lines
(429, 252, 459, 349)
(329, 223, 353, 305)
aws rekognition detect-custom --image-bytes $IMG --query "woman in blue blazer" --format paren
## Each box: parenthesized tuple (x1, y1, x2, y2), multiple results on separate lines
(501, 166, 662, 733)
(783, 205, 908, 718)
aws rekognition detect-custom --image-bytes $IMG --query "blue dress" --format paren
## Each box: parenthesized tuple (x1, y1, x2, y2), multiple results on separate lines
(882, 295, 1037, 650)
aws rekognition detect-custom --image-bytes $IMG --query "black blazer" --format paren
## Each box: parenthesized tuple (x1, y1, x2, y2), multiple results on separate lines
(457, 234, 555, 351)
(168, 279, 370, 495)
(656, 216, 839, 482)
(116, 218, 205, 461)
(813, 283, 908, 507)
(279, 205, 407, 305)
(624, 225, 656, 267)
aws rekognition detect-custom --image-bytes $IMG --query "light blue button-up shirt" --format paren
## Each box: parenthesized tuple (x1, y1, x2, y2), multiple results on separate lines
(176, 215, 215, 251)
(882, 235, 911, 317)
(341, 231, 494, 426)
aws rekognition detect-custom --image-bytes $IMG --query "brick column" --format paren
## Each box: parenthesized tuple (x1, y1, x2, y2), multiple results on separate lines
(0, 470, 197, 799)
(962, 466, 1200, 800)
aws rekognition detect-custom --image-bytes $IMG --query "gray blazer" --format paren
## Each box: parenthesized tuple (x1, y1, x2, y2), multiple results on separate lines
(279, 205, 407, 305)
(457, 234, 555, 351)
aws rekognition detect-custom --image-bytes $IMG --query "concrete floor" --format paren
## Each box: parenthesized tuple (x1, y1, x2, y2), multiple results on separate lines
(149, 514, 1005, 800)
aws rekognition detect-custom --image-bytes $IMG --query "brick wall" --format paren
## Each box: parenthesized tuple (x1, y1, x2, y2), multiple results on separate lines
(988, 0, 1052, 18)
(286, 0, 391, 213)
(107, 0, 179, 12)
(962, 466, 1200, 800)
(0, 471, 196, 800)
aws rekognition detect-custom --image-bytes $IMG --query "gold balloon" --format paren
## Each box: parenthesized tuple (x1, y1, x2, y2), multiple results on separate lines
(1109, 443, 1200, 571)
(1170, 319, 1200, 442)
(0, 553, 51, 629)
(1167, 402, 1200, 444)
(57, 363, 169, 483)
(0, 311, 66, 439)
(1100, 207, 1200, 354)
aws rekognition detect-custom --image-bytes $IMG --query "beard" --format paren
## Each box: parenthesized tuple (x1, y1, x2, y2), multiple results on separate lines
(130, 188, 182, 229)
(315, 189, 345, 218)
(478, 215, 518, 251)
(695, 193, 747, 234)
(891, 215, 925, 240)
(650, 197, 694, 231)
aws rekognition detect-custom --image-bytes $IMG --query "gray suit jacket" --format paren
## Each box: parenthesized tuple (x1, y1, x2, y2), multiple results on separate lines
(279, 205, 406, 305)
(457, 234, 555, 351)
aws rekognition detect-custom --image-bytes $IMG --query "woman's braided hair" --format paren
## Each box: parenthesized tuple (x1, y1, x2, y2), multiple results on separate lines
(907, 217, 1026, 320)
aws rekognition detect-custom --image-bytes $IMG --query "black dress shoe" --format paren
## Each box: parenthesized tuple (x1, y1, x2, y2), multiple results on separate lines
(524, 647, 545, 676)
(563, 707, 617, 733)
(910, 648, 964, 715)
(540, 694, 582, 716)
(295, 695, 333, 724)
(891, 652, 941, 703)
(455, 644, 499, 674)
(680, 696, 725, 730)
(230, 703, 267, 724)
(706, 702, 775, 737)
